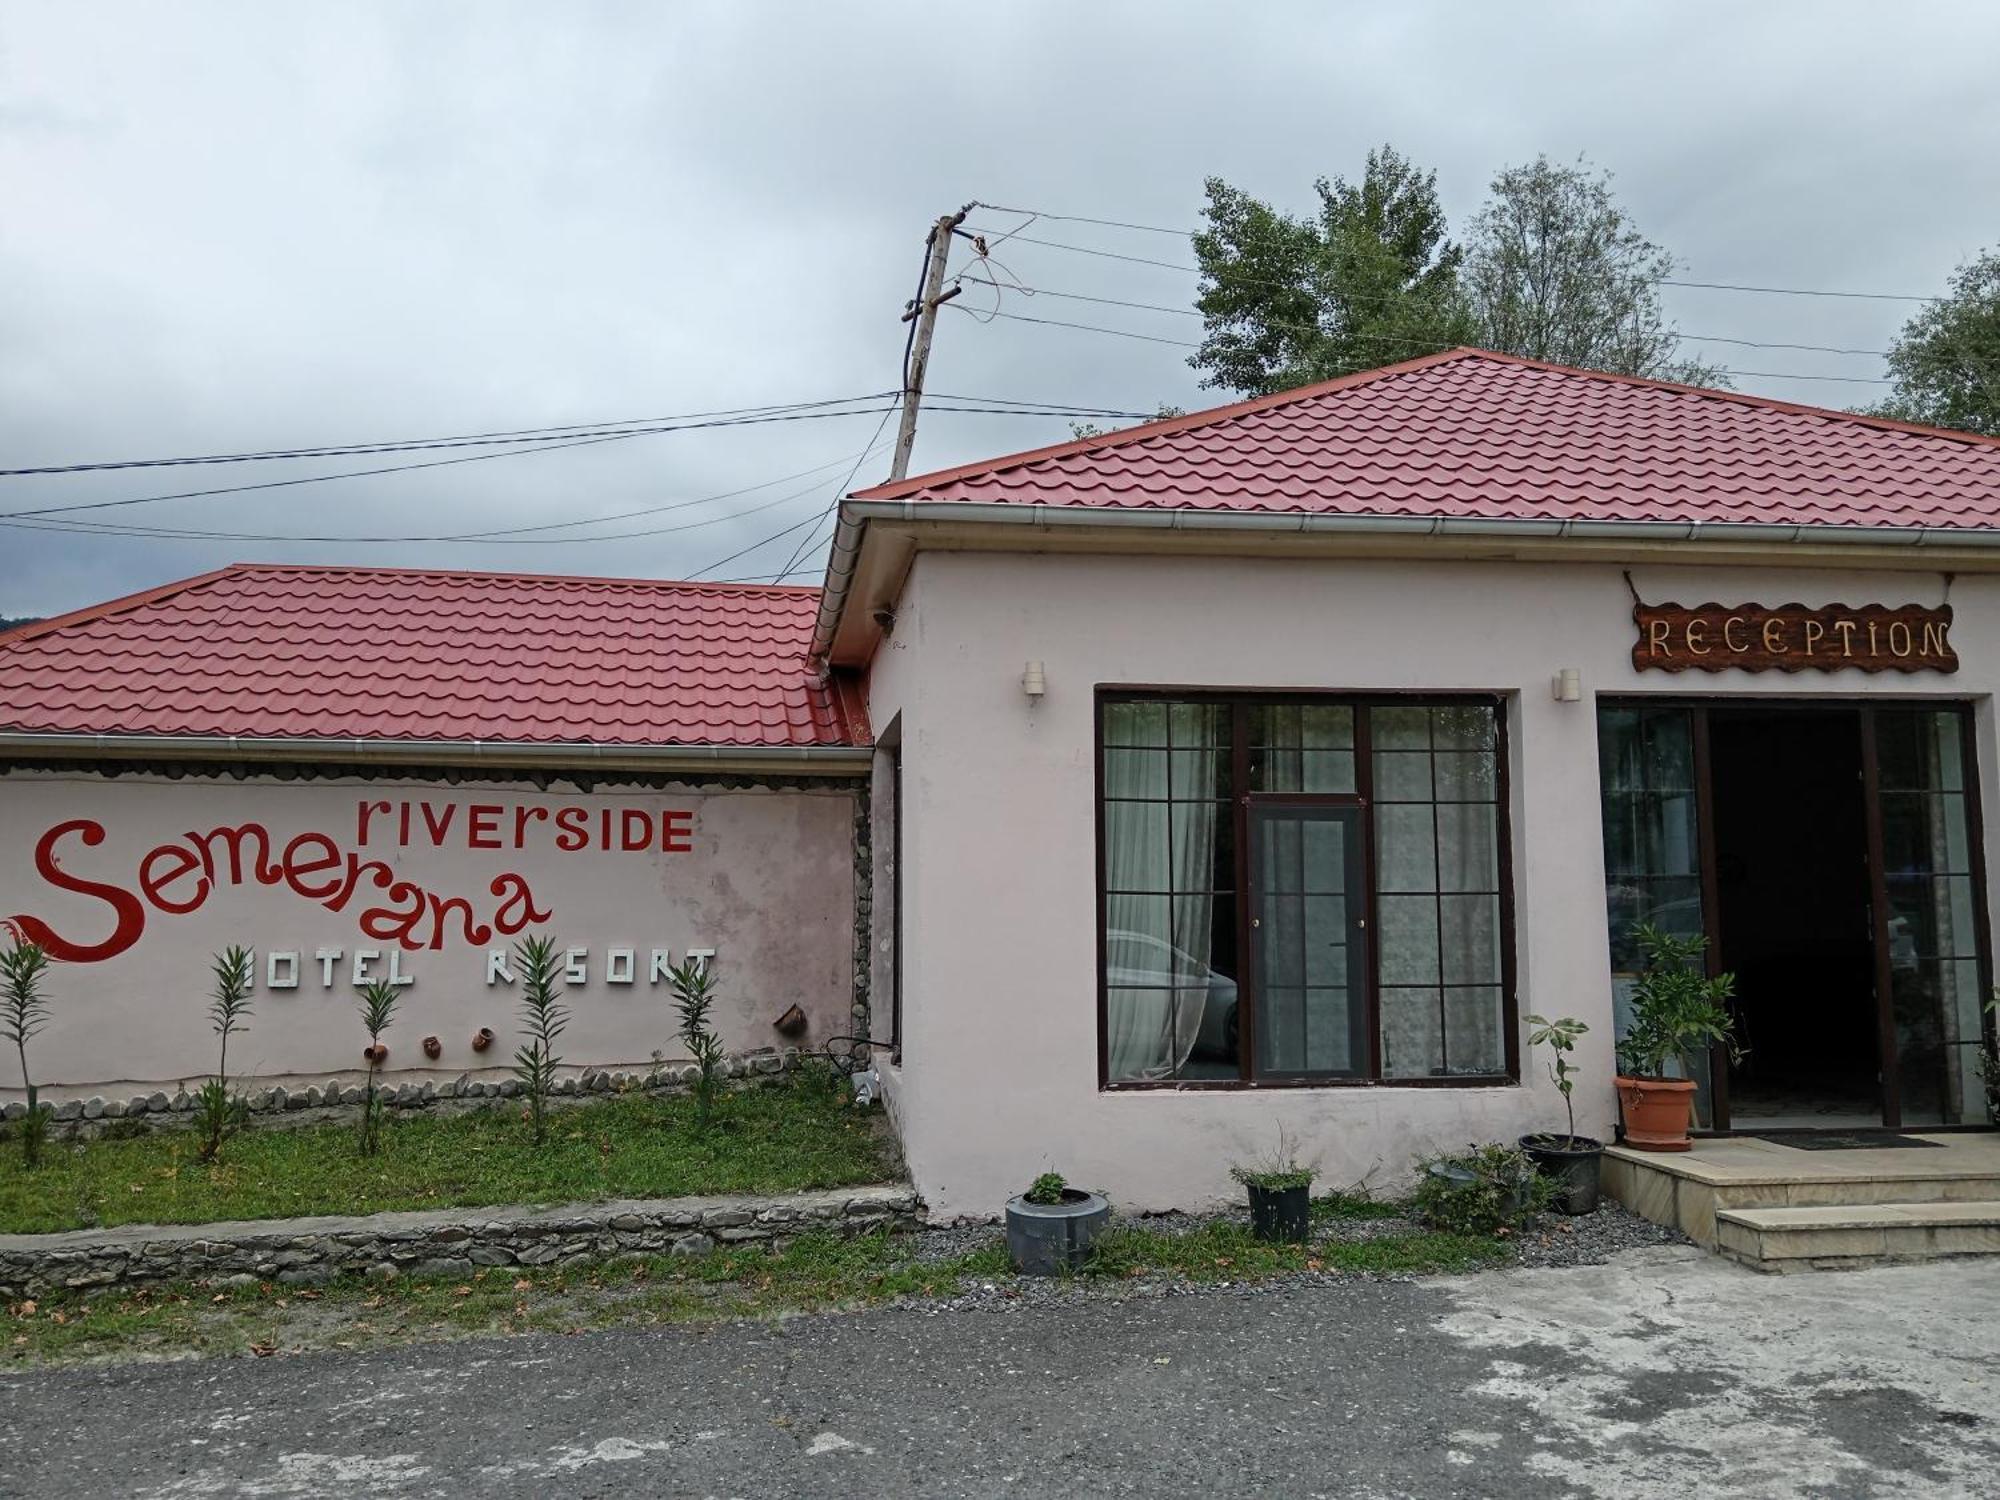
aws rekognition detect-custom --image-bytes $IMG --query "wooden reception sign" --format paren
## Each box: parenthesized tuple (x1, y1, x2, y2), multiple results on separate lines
(1633, 602, 1957, 674)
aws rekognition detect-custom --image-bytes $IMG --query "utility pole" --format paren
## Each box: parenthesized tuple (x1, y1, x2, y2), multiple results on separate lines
(890, 208, 968, 482)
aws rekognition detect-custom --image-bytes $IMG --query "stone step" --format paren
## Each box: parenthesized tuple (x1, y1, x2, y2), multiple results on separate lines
(1714, 1200, 2000, 1271)
(1713, 1172, 2000, 1211)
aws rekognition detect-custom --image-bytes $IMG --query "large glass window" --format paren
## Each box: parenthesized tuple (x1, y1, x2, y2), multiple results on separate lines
(1099, 695, 1513, 1087)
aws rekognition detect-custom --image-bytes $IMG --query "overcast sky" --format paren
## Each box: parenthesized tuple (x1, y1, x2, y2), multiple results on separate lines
(3, 1, 1996, 617)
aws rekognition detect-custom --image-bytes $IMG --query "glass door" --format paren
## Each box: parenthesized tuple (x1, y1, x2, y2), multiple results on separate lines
(1596, 705, 1717, 1126)
(1598, 699, 1993, 1134)
(1247, 802, 1370, 1078)
(1871, 708, 1989, 1126)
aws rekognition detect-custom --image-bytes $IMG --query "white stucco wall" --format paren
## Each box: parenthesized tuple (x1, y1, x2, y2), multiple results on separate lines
(0, 770, 859, 1097)
(868, 547, 1997, 1219)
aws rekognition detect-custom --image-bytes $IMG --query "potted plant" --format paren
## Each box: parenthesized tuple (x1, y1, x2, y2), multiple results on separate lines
(1230, 1136, 1317, 1243)
(1004, 1171, 1110, 1276)
(1615, 923, 1741, 1152)
(1519, 1014, 1602, 1214)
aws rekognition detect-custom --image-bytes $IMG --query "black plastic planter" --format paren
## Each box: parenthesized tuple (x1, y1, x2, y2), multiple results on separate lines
(1005, 1188, 1111, 1275)
(1520, 1134, 1605, 1216)
(1246, 1182, 1311, 1243)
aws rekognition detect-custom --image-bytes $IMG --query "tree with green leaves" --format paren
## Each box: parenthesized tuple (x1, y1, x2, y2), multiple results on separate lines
(1463, 154, 1723, 386)
(356, 979, 399, 1156)
(1069, 403, 1184, 441)
(1873, 248, 2000, 437)
(195, 946, 253, 1163)
(511, 934, 569, 1145)
(1189, 145, 1475, 395)
(1, 933, 54, 1168)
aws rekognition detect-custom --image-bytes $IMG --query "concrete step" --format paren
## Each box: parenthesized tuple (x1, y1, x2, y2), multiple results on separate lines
(1715, 1200, 2000, 1271)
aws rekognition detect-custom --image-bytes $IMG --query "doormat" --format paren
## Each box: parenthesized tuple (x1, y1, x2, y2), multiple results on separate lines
(1755, 1133, 1944, 1151)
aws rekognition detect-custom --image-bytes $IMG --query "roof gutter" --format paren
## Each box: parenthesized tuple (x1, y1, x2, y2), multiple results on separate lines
(0, 732, 872, 774)
(808, 500, 2000, 660)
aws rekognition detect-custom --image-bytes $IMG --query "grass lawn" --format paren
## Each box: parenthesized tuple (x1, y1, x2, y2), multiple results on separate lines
(5, 1212, 1512, 1366)
(0, 1079, 899, 1235)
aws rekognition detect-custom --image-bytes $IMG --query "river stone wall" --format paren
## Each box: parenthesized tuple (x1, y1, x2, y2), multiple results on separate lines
(0, 1184, 920, 1298)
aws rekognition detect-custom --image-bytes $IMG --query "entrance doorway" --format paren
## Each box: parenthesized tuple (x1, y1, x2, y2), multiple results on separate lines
(1597, 700, 1992, 1132)
(1708, 710, 1878, 1128)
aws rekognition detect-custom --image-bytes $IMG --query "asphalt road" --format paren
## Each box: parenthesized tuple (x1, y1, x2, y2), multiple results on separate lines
(3, 1246, 1996, 1498)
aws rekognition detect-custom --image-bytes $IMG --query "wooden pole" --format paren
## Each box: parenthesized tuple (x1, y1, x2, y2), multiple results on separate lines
(890, 211, 966, 482)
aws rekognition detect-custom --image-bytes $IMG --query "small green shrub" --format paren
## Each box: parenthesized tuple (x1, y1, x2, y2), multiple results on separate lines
(1231, 1164, 1315, 1192)
(668, 956, 724, 1129)
(1411, 1143, 1551, 1237)
(195, 947, 253, 1164)
(793, 1054, 849, 1103)
(1025, 1171, 1068, 1204)
(356, 979, 399, 1157)
(0, 934, 54, 1169)
(1230, 1127, 1316, 1192)
(510, 935, 569, 1146)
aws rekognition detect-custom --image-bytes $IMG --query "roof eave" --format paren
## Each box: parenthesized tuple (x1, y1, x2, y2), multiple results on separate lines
(0, 732, 872, 776)
(809, 502, 2000, 661)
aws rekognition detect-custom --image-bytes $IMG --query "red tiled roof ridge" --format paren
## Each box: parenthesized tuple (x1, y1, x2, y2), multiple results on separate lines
(853, 347, 2000, 505)
(1, 561, 823, 651)
(1, 563, 859, 750)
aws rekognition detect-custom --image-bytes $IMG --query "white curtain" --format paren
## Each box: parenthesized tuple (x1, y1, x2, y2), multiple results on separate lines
(1104, 731, 1216, 1081)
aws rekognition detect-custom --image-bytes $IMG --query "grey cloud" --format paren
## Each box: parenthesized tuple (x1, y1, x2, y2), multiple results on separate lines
(3, 0, 1996, 615)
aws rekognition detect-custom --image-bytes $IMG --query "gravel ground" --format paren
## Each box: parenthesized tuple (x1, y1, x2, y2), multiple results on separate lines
(1511, 1197, 1692, 1267)
(902, 1197, 1688, 1316)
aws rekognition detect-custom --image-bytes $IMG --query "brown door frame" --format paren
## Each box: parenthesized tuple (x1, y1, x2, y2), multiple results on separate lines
(1604, 694, 1991, 1134)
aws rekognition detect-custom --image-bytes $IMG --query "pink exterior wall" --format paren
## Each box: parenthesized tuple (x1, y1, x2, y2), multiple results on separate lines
(0, 771, 858, 1097)
(868, 549, 1998, 1219)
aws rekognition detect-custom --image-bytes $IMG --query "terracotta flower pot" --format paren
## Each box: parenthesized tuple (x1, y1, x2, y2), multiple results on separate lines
(363, 1043, 388, 1065)
(471, 1027, 495, 1053)
(422, 1035, 443, 1060)
(1616, 1075, 1697, 1151)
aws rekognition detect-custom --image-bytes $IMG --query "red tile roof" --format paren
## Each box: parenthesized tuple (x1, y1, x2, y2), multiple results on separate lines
(0, 564, 863, 749)
(855, 349, 2000, 531)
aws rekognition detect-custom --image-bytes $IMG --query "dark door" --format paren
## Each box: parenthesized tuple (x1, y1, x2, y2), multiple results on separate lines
(1246, 801, 1370, 1079)
(1708, 709, 1879, 1129)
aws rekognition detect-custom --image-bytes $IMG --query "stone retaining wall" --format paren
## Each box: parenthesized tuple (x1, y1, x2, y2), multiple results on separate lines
(0, 1184, 921, 1297)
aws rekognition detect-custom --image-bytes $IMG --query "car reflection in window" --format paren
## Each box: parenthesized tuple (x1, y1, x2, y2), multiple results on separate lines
(1106, 929, 1239, 1065)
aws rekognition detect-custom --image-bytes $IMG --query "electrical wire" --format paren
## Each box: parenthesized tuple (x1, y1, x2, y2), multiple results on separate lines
(967, 202, 1942, 303)
(950, 274, 1900, 359)
(956, 303, 1895, 383)
(0, 394, 895, 478)
(0, 400, 1149, 534)
(0, 403, 899, 523)
(769, 406, 903, 582)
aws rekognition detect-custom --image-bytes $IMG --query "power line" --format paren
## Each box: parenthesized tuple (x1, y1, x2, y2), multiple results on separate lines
(966, 203, 1941, 303)
(764, 408, 900, 583)
(0, 403, 895, 523)
(0, 393, 1146, 488)
(953, 274, 1894, 360)
(0, 394, 894, 478)
(0, 461, 855, 545)
(954, 303, 1895, 384)
(682, 501, 840, 582)
(0, 399, 1147, 526)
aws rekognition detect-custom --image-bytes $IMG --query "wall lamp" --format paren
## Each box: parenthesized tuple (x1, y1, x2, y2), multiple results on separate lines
(1551, 667, 1582, 703)
(1021, 660, 1047, 699)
